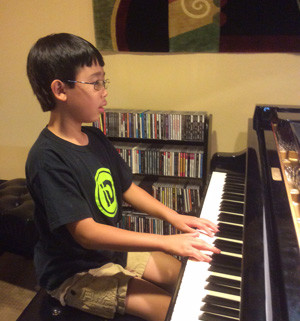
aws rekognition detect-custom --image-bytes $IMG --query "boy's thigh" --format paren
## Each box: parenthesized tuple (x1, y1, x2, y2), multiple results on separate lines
(142, 252, 182, 292)
(125, 276, 172, 321)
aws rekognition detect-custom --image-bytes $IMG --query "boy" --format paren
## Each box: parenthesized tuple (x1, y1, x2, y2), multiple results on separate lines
(26, 33, 220, 321)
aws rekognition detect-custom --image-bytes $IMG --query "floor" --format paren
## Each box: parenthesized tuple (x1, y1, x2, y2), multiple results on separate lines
(0, 252, 37, 321)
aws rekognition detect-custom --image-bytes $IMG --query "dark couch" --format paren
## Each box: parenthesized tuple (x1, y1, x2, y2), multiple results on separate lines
(0, 178, 38, 257)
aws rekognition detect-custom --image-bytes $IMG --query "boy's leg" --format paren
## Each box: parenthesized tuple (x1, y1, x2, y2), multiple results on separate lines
(125, 252, 181, 321)
(142, 252, 182, 293)
(125, 277, 171, 321)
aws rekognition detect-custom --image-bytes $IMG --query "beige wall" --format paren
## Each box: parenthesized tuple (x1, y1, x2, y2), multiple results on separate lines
(1, 0, 300, 180)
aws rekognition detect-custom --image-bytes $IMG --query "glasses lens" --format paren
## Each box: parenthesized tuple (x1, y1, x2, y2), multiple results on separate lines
(94, 80, 109, 90)
(94, 81, 100, 91)
(103, 79, 109, 89)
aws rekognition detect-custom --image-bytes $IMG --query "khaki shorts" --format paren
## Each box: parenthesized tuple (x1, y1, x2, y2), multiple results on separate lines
(48, 252, 151, 319)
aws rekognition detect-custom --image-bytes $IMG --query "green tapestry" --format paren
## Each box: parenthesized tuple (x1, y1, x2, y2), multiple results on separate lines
(93, 0, 300, 52)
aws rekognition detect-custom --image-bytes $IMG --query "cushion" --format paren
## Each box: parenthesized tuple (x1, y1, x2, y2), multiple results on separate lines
(0, 179, 38, 257)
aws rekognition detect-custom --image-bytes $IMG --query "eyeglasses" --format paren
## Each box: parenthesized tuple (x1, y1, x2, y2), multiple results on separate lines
(66, 79, 109, 90)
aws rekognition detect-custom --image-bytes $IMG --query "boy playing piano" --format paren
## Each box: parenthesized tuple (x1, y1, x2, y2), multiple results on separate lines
(25, 33, 220, 321)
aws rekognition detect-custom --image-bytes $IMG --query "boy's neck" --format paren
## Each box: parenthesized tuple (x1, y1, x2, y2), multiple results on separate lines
(47, 111, 89, 146)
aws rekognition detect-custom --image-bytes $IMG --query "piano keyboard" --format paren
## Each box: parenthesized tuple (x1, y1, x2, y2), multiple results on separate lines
(169, 171, 245, 321)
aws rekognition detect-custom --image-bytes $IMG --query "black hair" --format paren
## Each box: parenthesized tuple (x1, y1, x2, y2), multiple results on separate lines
(27, 33, 104, 111)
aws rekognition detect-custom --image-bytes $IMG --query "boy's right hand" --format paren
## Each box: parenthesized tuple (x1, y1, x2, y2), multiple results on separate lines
(162, 231, 221, 262)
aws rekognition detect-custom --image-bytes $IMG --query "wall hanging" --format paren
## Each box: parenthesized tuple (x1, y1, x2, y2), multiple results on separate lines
(93, 0, 300, 52)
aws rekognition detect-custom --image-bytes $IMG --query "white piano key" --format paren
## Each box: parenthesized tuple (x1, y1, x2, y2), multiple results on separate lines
(171, 262, 211, 321)
(171, 261, 241, 321)
(170, 171, 245, 321)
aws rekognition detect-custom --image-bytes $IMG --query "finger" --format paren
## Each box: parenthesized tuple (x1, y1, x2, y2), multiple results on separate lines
(203, 222, 219, 233)
(185, 230, 200, 238)
(200, 253, 213, 262)
(191, 220, 219, 234)
(200, 219, 219, 232)
(208, 223, 220, 233)
(199, 226, 214, 237)
(192, 228, 214, 239)
(204, 245, 220, 254)
(196, 227, 214, 238)
(194, 240, 221, 254)
(189, 251, 213, 262)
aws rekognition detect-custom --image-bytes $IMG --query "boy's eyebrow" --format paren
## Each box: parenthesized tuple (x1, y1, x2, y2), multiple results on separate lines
(89, 71, 105, 79)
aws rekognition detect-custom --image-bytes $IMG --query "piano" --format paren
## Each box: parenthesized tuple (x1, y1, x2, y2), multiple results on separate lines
(165, 105, 300, 321)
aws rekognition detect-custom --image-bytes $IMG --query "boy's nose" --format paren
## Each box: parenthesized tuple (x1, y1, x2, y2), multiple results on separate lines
(102, 88, 108, 97)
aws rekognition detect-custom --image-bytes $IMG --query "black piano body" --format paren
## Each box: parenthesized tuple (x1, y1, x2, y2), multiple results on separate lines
(244, 105, 300, 321)
(166, 105, 300, 321)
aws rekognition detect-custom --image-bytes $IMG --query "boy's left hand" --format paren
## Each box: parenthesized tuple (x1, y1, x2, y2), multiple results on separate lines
(170, 213, 219, 237)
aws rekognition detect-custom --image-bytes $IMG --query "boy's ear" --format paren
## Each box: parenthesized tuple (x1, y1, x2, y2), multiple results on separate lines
(51, 79, 67, 102)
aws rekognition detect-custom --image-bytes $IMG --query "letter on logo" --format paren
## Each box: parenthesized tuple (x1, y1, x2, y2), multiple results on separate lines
(94, 168, 117, 217)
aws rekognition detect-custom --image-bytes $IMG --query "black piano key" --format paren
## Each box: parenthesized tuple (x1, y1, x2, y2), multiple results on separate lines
(222, 200, 243, 208)
(226, 172, 244, 179)
(212, 253, 242, 267)
(217, 224, 243, 240)
(205, 283, 241, 296)
(200, 312, 238, 321)
(221, 199, 243, 206)
(209, 265, 241, 277)
(225, 177, 245, 185)
(201, 303, 240, 318)
(224, 176, 245, 185)
(211, 254, 242, 271)
(215, 230, 243, 241)
(224, 184, 244, 192)
(220, 202, 243, 214)
(222, 192, 244, 202)
(219, 208, 243, 216)
(224, 178, 244, 185)
(218, 223, 243, 233)
(206, 275, 241, 289)
(224, 180, 244, 187)
(203, 295, 240, 309)
(214, 239, 242, 254)
(226, 181, 244, 188)
(223, 185, 244, 195)
(214, 239, 242, 249)
(218, 213, 244, 225)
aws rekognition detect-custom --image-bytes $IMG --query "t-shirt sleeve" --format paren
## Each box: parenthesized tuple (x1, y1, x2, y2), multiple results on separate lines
(33, 166, 92, 232)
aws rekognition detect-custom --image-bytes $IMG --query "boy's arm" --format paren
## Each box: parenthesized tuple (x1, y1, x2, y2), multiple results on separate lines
(66, 218, 220, 262)
(122, 183, 219, 236)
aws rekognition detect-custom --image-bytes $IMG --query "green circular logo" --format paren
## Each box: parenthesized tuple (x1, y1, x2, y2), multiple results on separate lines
(94, 168, 117, 217)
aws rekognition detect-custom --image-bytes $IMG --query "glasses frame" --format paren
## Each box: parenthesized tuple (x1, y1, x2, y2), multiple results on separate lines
(66, 79, 109, 90)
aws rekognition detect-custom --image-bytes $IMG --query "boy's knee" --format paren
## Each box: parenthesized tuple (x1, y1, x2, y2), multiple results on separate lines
(126, 277, 171, 321)
(143, 252, 181, 293)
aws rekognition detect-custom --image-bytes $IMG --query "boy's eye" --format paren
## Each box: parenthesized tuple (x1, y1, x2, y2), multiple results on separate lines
(94, 80, 102, 90)
(94, 79, 109, 90)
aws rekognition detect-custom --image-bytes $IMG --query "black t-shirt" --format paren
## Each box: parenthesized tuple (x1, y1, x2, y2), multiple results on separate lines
(26, 126, 132, 290)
